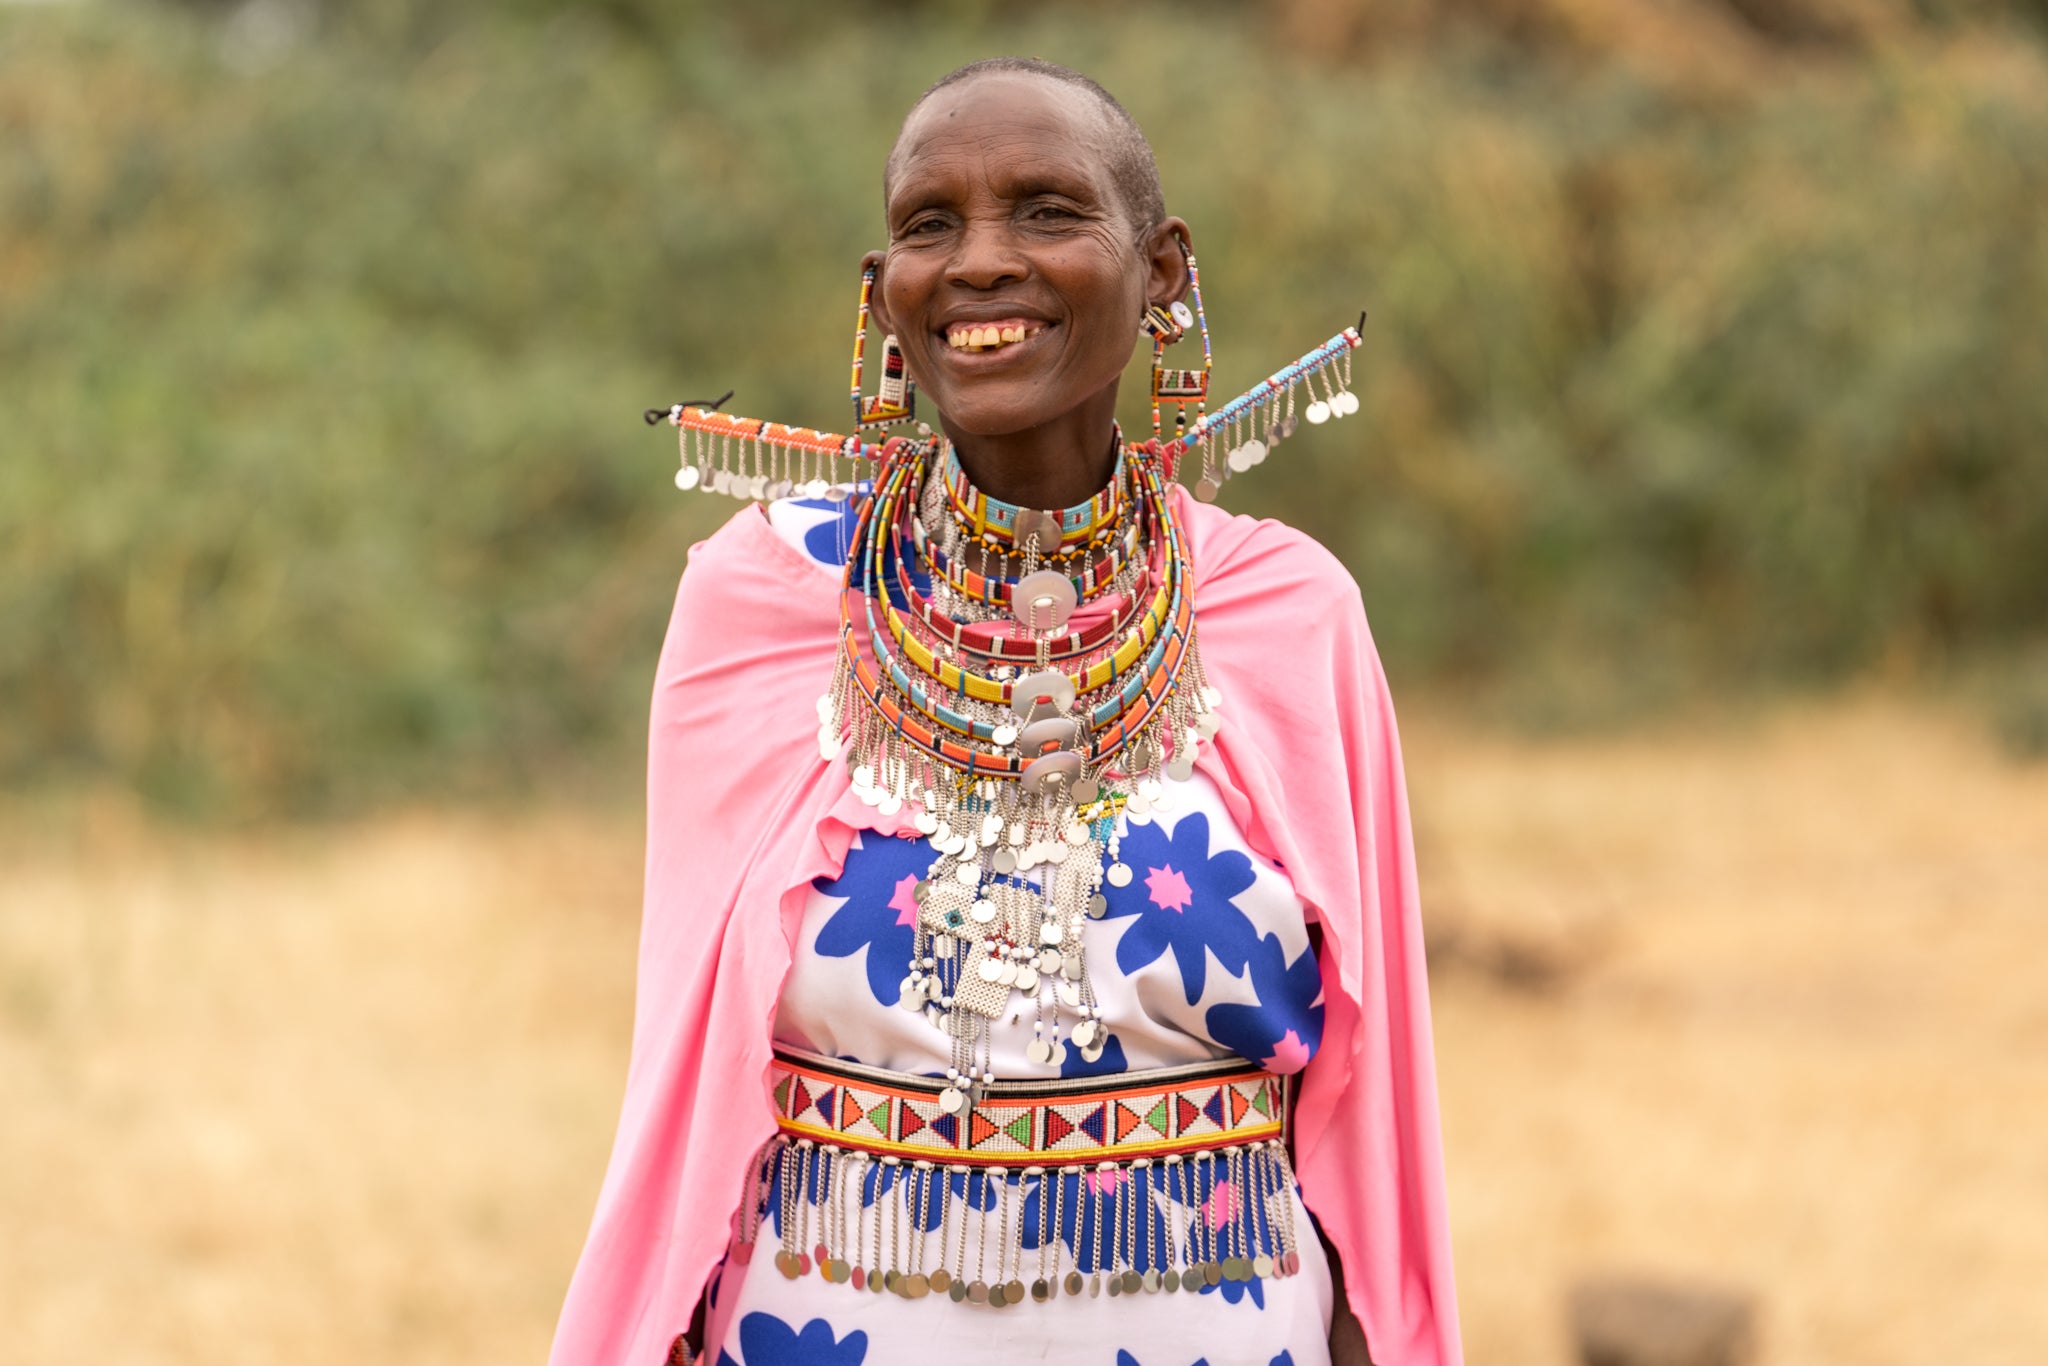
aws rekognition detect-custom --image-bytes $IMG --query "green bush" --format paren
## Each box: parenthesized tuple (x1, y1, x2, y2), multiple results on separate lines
(2, 2, 2044, 814)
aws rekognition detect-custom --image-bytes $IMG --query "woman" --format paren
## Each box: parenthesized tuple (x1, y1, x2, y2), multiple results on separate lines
(552, 59, 1461, 1366)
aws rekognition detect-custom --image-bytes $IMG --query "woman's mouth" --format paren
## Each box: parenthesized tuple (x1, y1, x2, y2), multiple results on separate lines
(943, 319, 1050, 352)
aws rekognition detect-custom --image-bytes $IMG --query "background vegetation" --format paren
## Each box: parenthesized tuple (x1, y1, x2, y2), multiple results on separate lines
(4, 0, 2046, 816)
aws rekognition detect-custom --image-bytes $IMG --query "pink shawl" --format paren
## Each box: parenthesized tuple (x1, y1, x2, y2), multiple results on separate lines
(550, 487, 1463, 1365)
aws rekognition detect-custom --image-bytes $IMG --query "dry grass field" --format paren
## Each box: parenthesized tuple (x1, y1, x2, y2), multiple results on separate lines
(2, 700, 2042, 1365)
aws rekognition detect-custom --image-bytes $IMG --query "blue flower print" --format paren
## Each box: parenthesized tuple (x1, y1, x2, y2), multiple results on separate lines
(794, 497, 861, 569)
(811, 830, 935, 1007)
(718, 1312, 866, 1366)
(1057, 1030, 1128, 1078)
(859, 1161, 999, 1232)
(1101, 812, 1261, 1004)
(1204, 932, 1324, 1075)
(1115, 1352, 1292, 1366)
(1198, 1273, 1267, 1309)
(762, 1151, 999, 1239)
(1019, 1166, 1173, 1273)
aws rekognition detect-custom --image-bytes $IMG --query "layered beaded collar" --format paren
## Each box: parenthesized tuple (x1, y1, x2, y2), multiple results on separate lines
(940, 441, 1127, 557)
(822, 430, 1222, 1111)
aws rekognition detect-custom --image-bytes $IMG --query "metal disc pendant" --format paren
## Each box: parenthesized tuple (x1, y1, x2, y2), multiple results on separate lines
(1015, 965, 1039, 992)
(1064, 1270, 1085, 1296)
(1205, 1262, 1224, 1286)
(1106, 1274, 1121, 1298)
(977, 957, 1004, 983)
(827, 1258, 850, 1282)
(1011, 570, 1077, 632)
(939, 1086, 966, 1114)
(1009, 508, 1063, 552)
(1011, 669, 1076, 720)
(1058, 980, 1082, 1007)
(948, 1279, 968, 1302)
(1240, 439, 1267, 466)
(1167, 752, 1196, 782)
(1017, 716, 1081, 757)
(967, 1279, 989, 1304)
(1253, 1254, 1275, 1278)
(1163, 1268, 1181, 1292)
(1050, 1039, 1069, 1067)
(1087, 893, 1108, 918)
(1022, 749, 1083, 796)
(1081, 1043, 1105, 1063)
(1118, 1270, 1141, 1294)
(901, 1272, 930, 1299)
(1005, 1278, 1025, 1305)
(1306, 399, 1331, 425)
(1071, 1018, 1098, 1048)
(1031, 1277, 1051, 1303)
(1195, 477, 1219, 502)
(1025, 1038, 1055, 1066)
(930, 1268, 952, 1292)
(1170, 299, 1196, 329)
(992, 848, 1017, 875)
(1226, 446, 1253, 474)
(1073, 777, 1100, 804)
(1106, 862, 1133, 888)
(988, 1282, 1007, 1307)
(675, 465, 700, 491)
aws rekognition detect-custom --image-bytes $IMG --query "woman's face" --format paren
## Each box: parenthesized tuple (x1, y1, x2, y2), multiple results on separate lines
(872, 74, 1187, 441)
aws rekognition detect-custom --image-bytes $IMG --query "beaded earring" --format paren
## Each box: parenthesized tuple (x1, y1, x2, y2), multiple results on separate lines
(1146, 251, 1210, 443)
(851, 263, 915, 430)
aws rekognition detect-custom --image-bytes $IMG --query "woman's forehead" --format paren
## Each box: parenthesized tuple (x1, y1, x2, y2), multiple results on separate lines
(888, 74, 1117, 203)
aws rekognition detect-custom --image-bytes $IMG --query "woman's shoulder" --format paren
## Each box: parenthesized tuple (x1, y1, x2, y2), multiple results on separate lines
(1174, 490, 1366, 620)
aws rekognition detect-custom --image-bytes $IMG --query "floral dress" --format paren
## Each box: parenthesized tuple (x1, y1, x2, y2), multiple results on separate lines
(698, 498, 1336, 1366)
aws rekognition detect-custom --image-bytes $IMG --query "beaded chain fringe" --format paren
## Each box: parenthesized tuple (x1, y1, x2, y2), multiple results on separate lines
(732, 1136, 1306, 1307)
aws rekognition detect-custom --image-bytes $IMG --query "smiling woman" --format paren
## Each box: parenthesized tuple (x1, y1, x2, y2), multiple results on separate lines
(551, 58, 1459, 1366)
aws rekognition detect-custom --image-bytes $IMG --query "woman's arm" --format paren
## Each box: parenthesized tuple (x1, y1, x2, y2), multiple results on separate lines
(1324, 1226, 1377, 1366)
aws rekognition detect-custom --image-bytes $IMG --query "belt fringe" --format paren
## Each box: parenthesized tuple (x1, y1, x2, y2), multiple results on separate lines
(728, 1050, 1307, 1306)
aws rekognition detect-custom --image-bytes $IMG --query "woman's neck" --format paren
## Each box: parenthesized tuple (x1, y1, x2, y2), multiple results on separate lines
(938, 386, 1122, 511)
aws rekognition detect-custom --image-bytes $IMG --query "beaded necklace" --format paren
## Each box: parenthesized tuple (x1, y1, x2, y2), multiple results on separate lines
(823, 432, 1221, 1110)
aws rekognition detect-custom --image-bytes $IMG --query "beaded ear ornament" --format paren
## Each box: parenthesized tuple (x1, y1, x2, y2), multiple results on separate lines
(645, 276, 1364, 1111)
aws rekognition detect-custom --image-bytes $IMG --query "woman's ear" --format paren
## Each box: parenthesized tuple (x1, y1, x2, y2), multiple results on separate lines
(1142, 218, 1194, 307)
(860, 249, 894, 335)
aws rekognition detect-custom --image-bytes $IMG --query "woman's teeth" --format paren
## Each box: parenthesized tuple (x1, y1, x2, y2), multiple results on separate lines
(947, 323, 1042, 351)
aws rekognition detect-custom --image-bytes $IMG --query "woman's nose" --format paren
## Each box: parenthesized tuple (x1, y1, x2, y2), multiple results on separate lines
(946, 216, 1027, 291)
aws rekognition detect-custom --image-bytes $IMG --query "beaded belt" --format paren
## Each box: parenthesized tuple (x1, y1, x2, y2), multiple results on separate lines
(728, 1048, 1307, 1306)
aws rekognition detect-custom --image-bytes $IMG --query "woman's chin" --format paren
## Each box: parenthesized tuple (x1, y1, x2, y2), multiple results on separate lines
(930, 390, 1069, 441)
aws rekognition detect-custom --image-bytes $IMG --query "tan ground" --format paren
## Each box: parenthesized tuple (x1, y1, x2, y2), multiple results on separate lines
(2, 700, 2042, 1365)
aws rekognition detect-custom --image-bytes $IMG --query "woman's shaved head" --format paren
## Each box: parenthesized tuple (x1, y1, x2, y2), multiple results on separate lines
(885, 58, 1166, 237)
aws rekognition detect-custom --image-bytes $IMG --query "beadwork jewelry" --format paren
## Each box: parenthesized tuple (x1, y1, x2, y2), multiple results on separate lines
(851, 263, 916, 431)
(1147, 254, 1210, 442)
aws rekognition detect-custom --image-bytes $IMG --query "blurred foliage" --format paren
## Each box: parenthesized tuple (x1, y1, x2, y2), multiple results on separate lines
(2, 0, 2045, 816)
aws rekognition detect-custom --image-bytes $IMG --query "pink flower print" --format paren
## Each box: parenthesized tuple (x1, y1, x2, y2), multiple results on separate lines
(888, 874, 921, 928)
(1144, 863, 1194, 913)
(1084, 1168, 1129, 1197)
(1203, 1178, 1237, 1230)
(1262, 1028, 1314, 1075)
